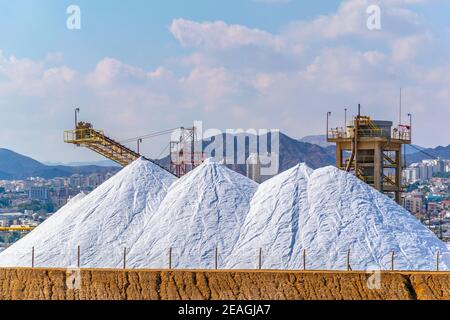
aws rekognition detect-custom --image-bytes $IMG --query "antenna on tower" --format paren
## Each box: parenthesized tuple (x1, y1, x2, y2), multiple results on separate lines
(399, 88, 402, 126)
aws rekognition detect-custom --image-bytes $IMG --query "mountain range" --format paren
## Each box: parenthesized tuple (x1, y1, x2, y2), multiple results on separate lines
(0, 132, 448, 180)
(406, 145, 450, 163)
(155, 132, 336, 176)
(43, 160, 120, 167)
(0, 149, 119, 180)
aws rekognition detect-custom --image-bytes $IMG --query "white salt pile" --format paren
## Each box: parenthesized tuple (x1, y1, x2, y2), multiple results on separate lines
(226, 164, 450, 271)
(127, 158, 258, 269)
(1, 157, 447, 271)
(0, 158, 176, 268)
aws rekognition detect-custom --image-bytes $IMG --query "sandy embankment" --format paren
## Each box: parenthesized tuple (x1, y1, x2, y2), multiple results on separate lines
(0, 268, 448, 300)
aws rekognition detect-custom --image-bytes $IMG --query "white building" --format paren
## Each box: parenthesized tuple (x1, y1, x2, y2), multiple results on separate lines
(246, 153, 261, 183)
(403, 158, 449, 183)
(403, 193, 424, 214)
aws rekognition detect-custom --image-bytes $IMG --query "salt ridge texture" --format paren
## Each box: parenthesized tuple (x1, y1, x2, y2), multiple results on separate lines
(226, 164, 450, 270)
(0, 158, 176, 268)
(128, 158, 258, 268)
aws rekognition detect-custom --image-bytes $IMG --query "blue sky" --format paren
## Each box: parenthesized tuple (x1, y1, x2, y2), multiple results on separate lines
(0, 0, 449, 162)
(0, 1, 342, 71)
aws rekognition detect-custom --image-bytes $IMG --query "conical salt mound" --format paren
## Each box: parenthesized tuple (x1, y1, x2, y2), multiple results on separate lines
(226, 165, 450, 271)
(128, 158, 258, 269)
(226, 163, 313, 269)
(0, 158, 176, 268)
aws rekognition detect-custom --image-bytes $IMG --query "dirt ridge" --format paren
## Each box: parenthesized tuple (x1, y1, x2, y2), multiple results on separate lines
(0, 268, 448, 300)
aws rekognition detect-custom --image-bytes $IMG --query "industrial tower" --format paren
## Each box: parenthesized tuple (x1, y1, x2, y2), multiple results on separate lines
(327, 105, 412, 204)
(170, 127, 205, 177)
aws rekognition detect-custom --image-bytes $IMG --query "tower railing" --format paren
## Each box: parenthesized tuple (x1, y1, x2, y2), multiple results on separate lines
(328, 125, 411, 142)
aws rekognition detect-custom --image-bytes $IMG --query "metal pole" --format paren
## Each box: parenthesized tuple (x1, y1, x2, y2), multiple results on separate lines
(408, 113, 412, 140)
(32, 247, 35, 268)
(123, 247, 127, 270)
(215, 247, 218, 270)
(436, 251, 440, 272)
(326, 112, 331, 139)
(303, 249, 306, 271)
(354, 105, 360, 175)
(191, 127, 195, 169)
(169, 247, 172, 270)
(399, 88, 402, 127)
(77, 245, 80, 268)
(391, 251, 395, 271)
(258, 248, 262, 270)
(347, 249, 351, 271)
(344, 108, 347, 130)
(75, 108, 80, 129)
(137, 138, 142, 154)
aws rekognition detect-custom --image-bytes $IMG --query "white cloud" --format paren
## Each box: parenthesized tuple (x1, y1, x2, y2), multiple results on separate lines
(147, 66, 172, 79)
(169, 0, 434, 68)
(390, 33, 432, 61)
(170, 18, 285, 51)
(86, 57, 147, 87)
(179, 67, 242, 111)
(162, 0, 449, 147)
(0, 51, 77, 96)
(1, 0, 450, 161)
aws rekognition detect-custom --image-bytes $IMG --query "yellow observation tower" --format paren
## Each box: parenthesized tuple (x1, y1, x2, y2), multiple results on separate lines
(327, 105, 412, 204)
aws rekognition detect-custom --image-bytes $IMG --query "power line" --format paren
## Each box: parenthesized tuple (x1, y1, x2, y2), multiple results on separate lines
(118, 127, 181, 144)
(408, 144, 439, 160)
(156, 142, 171, 160)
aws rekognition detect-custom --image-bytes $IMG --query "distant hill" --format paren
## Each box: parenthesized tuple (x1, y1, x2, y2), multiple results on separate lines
(43, 160, 121, 167)
(278, 133, 335, 170)
(0, 148, 119, 180)
(156, 131, 447, 176)
(298, 135, 333, 148)
(407, 145, 450, 163)
(404, 144, 427, 156)
(0, 149, 44, 179)
(155, 132, 335, 176)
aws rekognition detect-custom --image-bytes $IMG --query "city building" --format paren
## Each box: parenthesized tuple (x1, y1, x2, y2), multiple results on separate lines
(28, 186, 50, 201)
(246, 153, 261, 183)
(403, 158, 449, 183)
(402, 192, 424, 215)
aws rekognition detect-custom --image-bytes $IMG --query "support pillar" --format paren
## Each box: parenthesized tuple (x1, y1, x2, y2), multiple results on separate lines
(374, 142, 382, 191)
(395, 149, 402, 204)
(336, 145, 343, 169)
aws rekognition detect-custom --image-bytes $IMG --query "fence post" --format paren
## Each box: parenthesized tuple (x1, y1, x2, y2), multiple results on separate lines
(169, 247, 172, 270)
(258, 248, 262, 270)
(77, 245, 80, 268)
(391, 251, 395, 271)
(215, 247, 218, 270)
(123, 247, 127, 270)
(347, 249, 351, 271)
(31, 247, 35, 268)
(303, 249, 306, 271)
(436, 251, 440, 272)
